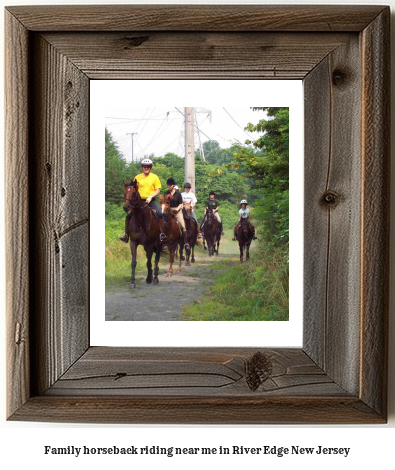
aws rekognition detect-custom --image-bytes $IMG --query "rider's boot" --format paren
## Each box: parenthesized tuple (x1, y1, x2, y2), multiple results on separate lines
(183, 231, 190, 250)
(159, 218, 167, 242)
(120, 216, 130, 243)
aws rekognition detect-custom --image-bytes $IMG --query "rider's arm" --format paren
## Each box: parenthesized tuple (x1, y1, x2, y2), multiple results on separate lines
(146, 188, 160, 202)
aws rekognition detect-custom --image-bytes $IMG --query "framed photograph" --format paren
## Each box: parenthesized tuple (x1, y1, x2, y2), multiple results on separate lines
(5, 5, 389, 423)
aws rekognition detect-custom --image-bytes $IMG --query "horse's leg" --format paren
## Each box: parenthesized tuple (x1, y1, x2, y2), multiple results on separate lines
(239, 242, 244, 263)
(246, 242, 251, 260)
(178, 242, 183, 272)
(179, 242, 184, 265)
(153, 245, 160, 284)
(167, 245, 174, 277)
(145, 246, 153, 284)
(130, 241, 138, 288)
(185, 240, 191, 266)
(216, 236, 220, 256)
(191, 245, 195, 263)
(203, 235, 207, 251)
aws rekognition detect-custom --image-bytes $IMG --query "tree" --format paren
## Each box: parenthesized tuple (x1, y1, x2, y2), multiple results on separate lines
(105, 128, 128, 205)
(233, 108, 289, 244)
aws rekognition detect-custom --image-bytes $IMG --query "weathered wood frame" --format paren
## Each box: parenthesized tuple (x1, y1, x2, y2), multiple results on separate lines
(5, 5, 389, 423)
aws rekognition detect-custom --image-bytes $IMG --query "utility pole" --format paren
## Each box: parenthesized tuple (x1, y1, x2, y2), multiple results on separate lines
(127, 132, 138, 163)
(184, 107, 195, 193)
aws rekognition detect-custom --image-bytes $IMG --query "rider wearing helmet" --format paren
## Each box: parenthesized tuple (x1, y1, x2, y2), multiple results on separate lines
(200, 191, 224, 236)
(181, 182, 201, 238)
(162, 178, 190, 249)
(120, 158, 167, 243)
(232, 200, 257, 240)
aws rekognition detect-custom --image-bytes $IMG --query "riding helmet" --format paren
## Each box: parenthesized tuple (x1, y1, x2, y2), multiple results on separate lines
(240, 199, 248, 205)
(209, 191, 215, 196)
(141, 158, 153, 166)
(167, 177, 176, 185)
(184, 182, 191, 188)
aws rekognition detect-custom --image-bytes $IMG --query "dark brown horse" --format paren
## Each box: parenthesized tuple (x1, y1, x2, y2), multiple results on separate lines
(162, 193, 183, 276)
(236, 218, 254, 263)
(202, 207, 221, 256)
(123, 180, 161, 288)
(180, 202, 198, 266)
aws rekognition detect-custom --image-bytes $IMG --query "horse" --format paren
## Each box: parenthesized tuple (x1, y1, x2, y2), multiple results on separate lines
(180, 202, 198, 266)
(162, 192, 183, 276)
(235, 217, 254, 263)
(202, 207, 221, 256)
(123, 180, 162, 288)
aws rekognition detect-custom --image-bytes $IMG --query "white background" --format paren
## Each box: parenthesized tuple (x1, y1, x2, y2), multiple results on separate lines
(1, 1, 394, 469)
(91, 80, 304, 347)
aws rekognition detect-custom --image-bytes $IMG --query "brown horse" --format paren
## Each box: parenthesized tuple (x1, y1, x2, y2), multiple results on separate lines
(123, 180, 161, 288)
(236, 218, 254, 263)
(162, 193, 183, 276)
(180, 202, 198, 265)
(202, 207, 221, 256)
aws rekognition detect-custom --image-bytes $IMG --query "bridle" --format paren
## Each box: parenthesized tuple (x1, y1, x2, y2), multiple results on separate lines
(124, 185, 148, 210)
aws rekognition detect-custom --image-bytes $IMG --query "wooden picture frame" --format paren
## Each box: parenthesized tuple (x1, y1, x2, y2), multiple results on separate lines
(5, 5, 389, 424)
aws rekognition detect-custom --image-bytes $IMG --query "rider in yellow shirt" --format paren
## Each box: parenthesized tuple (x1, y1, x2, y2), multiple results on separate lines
(120, 158, 167, 242)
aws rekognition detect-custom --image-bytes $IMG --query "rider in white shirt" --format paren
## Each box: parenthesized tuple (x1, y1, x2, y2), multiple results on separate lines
(232, 200, 257, 240)
(181, 183, 202, 238)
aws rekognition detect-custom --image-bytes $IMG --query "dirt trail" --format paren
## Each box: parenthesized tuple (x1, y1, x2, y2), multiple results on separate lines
(105, 238, 241, 321)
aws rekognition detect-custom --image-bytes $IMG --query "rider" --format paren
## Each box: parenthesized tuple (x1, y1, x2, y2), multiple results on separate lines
(181, 182, 202, 238)
(232, 200, 257, 240)
(120, 158, 167, 243)
(162, 178, 190, 249)
(200, 191, 224, 236)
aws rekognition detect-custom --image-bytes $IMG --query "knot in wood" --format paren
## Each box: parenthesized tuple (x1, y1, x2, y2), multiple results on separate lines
(321, 190, 340, 207)
(246, 351, 273, 391)
(332, 68, 348, 87)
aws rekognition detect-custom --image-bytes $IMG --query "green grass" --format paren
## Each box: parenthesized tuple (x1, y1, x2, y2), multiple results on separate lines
(182, 240, 289, 321)
(105, 219, 148, 290)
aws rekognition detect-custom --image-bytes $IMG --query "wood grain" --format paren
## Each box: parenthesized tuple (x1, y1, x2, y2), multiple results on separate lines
(5, 5, 390, 423)
(42, 32, 351, 80)
(304, 35, 362, 395)
(5, 10, 30, 419)
(6, 5, 385, 32)
(360, 9, 390, 418)
(29, 34, 90, 396)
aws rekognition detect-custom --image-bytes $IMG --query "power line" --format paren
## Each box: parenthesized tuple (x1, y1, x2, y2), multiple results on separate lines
(174, 107, 213, 142)
(222, 107, 254, 140)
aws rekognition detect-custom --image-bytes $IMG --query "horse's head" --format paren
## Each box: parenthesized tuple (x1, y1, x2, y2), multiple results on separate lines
(123, 180, 140, 213)
(183, 202, 192, 218)
(240, 218, 249, 232)
(206, 207, 214, 226)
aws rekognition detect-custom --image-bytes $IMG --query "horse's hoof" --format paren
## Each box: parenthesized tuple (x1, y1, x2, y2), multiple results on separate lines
(153, 278, 159, 284)
(146, 279, 152, 284)
(191, 259, 195, 263)
(181, 256, 185, 261)
(204, 247, 207, 251)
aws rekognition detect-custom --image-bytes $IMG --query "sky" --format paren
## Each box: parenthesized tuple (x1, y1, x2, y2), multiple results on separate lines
(93, 80, 303, 165)
(105, 106, 268, 163)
